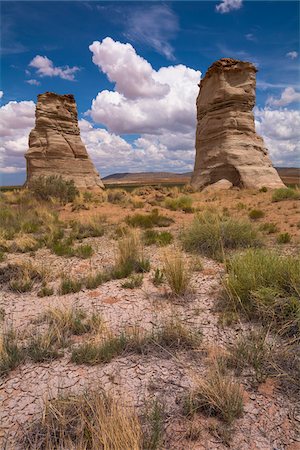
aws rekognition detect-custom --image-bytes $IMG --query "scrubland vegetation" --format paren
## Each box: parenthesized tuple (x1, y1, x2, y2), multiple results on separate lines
(1, 177, 300, 449)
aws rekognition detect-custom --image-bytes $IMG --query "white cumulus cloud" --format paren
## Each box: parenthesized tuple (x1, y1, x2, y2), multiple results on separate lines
(26, 79, 41, 86)
(266, 87, 300, 107)
(286, 51, 298, 59)
(216, 0, 243, 14)
(29, 55, 80, 81)
(0, 91, 3, 100)
(89, 37, 201, 135)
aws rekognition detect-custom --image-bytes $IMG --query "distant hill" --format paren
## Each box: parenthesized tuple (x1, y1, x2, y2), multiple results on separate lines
(103, 168, 299, 186)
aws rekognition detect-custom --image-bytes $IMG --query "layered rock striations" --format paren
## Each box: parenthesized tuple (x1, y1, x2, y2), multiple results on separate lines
(25, 92, 104, 189)
(191, 58, 284, 190)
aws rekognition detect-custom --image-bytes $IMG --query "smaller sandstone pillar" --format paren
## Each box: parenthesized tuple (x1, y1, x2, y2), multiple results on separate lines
(191, 58, 284, 190)
(25, 92, 104, 189)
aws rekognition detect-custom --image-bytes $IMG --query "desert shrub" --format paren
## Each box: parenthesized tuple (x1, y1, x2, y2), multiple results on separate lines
(277, 232, 291, 244)
(37, 285, 54, 297)
(22, 390, 142, 449)
(0, 329, 24, 377)
(126, 209, 174, 229)
(9, 233, 40, 253)
(224, 249, 300, 335)
(272, 187, 300, 202)
(152, 268, 164, 286)
(84, 271, 108, 289)
(153, 318, 202, 350)
(248, 209, 265, 220)
(26, 329, 61, 362)
(162, 249, 191, 296)
(186, 368, 243, 424)
(112, 231, 150, 279)
(70, 216, 105, 239)
(0, 203, 43, 240)
(107, 189, 128, 204)
(259, 222, 278, 234)
(71, 333, 129, 364)
(181, 212, 261, 260)
(143, 230, 173, 246)
(259, 186, 268, 193)
(75, 244, 94, 259)
(30, 175, 79, 204)
(51, 240, 75, 257)
(0, 251, 5, 262)
(164, 196, 194, 213)
(44, 307, 95, 337)
(121, 274, 143, 289)
(60, 277, 82, 295)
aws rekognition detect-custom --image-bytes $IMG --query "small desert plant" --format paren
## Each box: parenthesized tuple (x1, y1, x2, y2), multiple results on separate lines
(121, 274, 143, 289)
(22, 390, 142, 449)
(143, 230, 173, 246)
(248, 209, 265, 220)
(84, 271, 108, 289)
(162, 249, 191, 296)
(37, 285, 54, 297)
(187, 368, 243, 424)
(164, 196, 194, 213)
(272, 187, 300, 202)
(51, 240, 75, 257)
(70, 216, 105, 239)
(0, 329, 24, 377)
(43, 307, 93, 336)
(153, 318, 202, 350)
(126, 209, 174, 229)
(152, 268, 164, 286)
(9, 233, 40, 253)
(112, 231, 150, 279)
(71, 333, 129, 365)
(277, 232, 291, 244)
(75, 244, 94, 259)
(0, 250, 5, 262)
(107, 189, 128, 204)
(30, 175, 79, 204)
(259, 222, 278, 234)
(259, 186, 268, 193)
(4, 261, 46, 292)
(142, 399, 165, 450)
(60, 276, 82, 295)
(181, 212, 261, 260)
(26, 329, 61, 362)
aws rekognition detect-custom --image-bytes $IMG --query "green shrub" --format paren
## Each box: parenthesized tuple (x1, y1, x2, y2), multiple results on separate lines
(259, 222, 278, 234)
(84, 271, 107, 289)
(143, 230, 173, 246)
(164, 196, 194, 213)
(272, 187, 300, 202)
(181, 212, 261, 260)
(277, 232, 291, 244)
(50, 240, 75, 257)
(126, 209, 174, 229)
(248, 209, 265, 220)
(37, 285, 54, 297)
(121, 274, 143, 289)
(75, 244, 94, 259)
(60, 277, 82, 295)
(30, 175, 79, 204)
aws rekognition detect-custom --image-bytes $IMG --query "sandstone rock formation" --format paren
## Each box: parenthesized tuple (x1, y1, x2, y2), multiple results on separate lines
(191, 58, 284, 190)
(25, 92, 104, 189)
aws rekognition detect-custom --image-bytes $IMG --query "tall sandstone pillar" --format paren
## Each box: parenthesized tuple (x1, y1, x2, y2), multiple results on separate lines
(25, 92, 104, 189)
(191, 58, 284, 190)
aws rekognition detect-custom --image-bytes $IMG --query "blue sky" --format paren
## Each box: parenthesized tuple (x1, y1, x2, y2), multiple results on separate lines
(1, 1, 299, 185)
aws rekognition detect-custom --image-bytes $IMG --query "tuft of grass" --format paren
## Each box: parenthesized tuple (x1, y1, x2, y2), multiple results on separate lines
(126, 209, 174, 229)
(152, 268, 164, 286)
(75, 244, 94, 259)
(70, 216, 105, 239)
(60, 277, 82, 295)
(272, 187, 300, 202)
(51, 240, 75, 257)
(9, 233, 40, 253)
(164, 196, 194, 213)
(162, 249, 191, 297)
(121, 274, 143, 289)
(224, 249, 300, 335)
(181, 212, 261, 260)
(43, 307, 93, 336)
(84, 271, 108, 289)
(37, 285, 54, 297)
(107, 189, 128, 204)
(153, 318, 202, 350)
(4, 261, 47, 292)
(143, 230, 173, 247)
(259, 186, 268, 193)
(0, 329, 24, 377)
(71, 333, 128, 365)
(22, 389, 142, 449)
(248, 209, 265, 220)
(26, 329, 61, 362)
(142, 399, 165, 450)
(277, 232, 291, 244)
(259, 222, 278, 234)
(112, 231, 150, 279)
(187, 368, 243, 424)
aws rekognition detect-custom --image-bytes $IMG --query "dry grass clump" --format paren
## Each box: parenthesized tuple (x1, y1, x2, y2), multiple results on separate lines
(248, 209, 265, 220)
(162, 248, 191, 297)
(272, 187, 300, 202)
(22, 390, 142, 450)
(107, 188, 129, 204)
(186, 367, 243, 424)
(0, 261, 48, 293)
(26, 328, 61, 363)
(181, 212, 261, 260)
(126, 208, 174, 229)
(164, 195, 194, 213)
(277, 232, 291, 244)
(60, 276, 83, 294)
(143, 230, 173, 246)
(112, 230, 150, 279)
(0, 328, 24, 377)
(224, 249, 300, 336)
(121, 273, 144, 289)
(70, 215, 106, 239)
(259, 222, 278, 234)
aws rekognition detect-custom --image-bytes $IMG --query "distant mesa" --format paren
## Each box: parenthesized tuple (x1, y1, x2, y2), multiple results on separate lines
(191, 58, 285, 190)
(25, 92, 103, 189)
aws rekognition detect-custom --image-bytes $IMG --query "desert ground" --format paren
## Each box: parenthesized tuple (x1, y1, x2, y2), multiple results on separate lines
(0, 181, 299, 450)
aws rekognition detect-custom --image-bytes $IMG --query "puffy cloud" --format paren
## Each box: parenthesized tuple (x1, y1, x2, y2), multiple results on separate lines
(89, 38, 201, 135)
(286, 51, 298, 59)
(0, 91, 3, 99)
(0, 100, 35, 174)
(255, 108, 300, 167)
(266, 87, 300, 107)
(216, 0, 243, 14)
(26, 79, 41, 86)
(29, 55, 80, 81)
(124, 5, 178, 61)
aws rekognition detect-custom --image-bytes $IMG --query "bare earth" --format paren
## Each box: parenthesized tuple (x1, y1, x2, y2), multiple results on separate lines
(1, 187, 300, 449)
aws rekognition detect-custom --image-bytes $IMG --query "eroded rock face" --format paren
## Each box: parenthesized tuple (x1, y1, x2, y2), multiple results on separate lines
(25, 92, 104, 189)
(191, 58, 284, 190)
